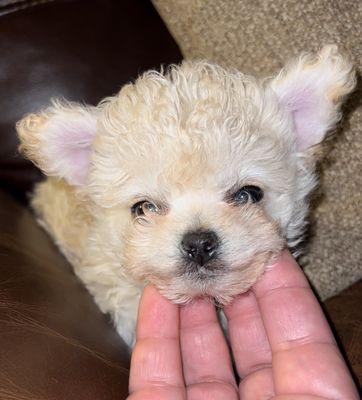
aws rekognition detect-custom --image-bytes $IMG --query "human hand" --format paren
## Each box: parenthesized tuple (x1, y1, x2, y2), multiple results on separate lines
(127, 250, 359, 399)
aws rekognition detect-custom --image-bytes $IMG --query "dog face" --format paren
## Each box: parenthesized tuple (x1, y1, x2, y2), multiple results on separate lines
(87, 65, 293, 304)
(18, 45, 355, 304)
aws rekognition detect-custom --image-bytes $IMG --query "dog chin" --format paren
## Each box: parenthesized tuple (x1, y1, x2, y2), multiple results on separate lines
(154, 249, 280, 305)
(152, 268, 255, 306)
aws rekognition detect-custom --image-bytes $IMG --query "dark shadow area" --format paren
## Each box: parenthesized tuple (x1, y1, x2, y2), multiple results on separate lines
(0, 0, 182, 202)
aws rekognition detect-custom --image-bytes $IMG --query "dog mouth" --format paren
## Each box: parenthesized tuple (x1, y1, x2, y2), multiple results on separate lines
(177, 259, 226, 280)
(144, 250, 278, 305)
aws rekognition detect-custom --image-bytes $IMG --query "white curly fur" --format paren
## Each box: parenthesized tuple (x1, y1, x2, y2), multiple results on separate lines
(17, 45, 355, 347)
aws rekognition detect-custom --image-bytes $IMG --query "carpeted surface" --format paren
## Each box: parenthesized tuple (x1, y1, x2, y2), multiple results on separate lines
(152, 0, 362, 300)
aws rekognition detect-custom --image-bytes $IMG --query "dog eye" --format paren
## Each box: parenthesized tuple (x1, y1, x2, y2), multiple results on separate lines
(233, 185, 263, 204)
(131, 201, 159, 217)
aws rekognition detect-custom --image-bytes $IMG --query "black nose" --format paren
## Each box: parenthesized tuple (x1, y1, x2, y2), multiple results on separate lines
(181, 230, 219, 266)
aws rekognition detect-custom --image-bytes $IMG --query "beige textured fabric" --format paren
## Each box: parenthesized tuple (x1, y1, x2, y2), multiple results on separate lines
(152, 0, 362, 300)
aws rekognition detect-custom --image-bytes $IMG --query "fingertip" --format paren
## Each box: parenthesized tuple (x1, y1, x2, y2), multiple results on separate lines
(253, 249, 310, 297)
(224, 290, 255, 320)
(139, 284, 165, 306)
(267, 249, 299, 272)
(180, 296, 218, 329)
(137, 285, 180, 340)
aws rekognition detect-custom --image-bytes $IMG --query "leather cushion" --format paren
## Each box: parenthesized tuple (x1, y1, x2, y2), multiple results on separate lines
(0, 189, 130, 399)
(0, 0, 181, 201)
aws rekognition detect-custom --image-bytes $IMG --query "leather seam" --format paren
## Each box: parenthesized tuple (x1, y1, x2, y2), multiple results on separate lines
(0, 0, 60, 17)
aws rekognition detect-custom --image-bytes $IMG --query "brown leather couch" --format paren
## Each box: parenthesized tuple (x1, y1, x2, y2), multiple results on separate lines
(0, 1, 360, 398)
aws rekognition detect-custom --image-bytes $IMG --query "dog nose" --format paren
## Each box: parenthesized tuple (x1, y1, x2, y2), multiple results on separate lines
(181, 230, 219, 266)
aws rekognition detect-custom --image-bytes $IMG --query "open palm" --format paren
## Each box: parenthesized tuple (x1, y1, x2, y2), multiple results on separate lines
(128, 251, 358, 400)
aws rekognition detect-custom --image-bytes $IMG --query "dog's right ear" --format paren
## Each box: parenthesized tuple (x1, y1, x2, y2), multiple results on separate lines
(269, 45, 356, 153)
(17, 100, 98, 186)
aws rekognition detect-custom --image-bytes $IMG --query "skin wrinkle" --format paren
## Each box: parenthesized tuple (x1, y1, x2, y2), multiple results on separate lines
(238, 367, 275, 399)
(17, 46, 356, 347)
(187, 382, 239, 400)
(132, 339, 180, 383)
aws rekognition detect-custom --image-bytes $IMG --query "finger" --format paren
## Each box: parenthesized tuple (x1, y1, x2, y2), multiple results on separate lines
(239, 368, 274, 400)
(224, 291, 274, 399)
(253, 250, 335, 350)
(253, 250, 359, 399)
(274, 396, 336, 400)
(187, 381, 240, 400)
(180, 297, 237, 396)
(224, 290, 272, 379)
(128, 286, 185, 400)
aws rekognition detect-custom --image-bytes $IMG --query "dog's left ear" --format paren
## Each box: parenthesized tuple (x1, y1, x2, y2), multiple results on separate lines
(17, 100, 98, 186)
(270, 45, 356, 152)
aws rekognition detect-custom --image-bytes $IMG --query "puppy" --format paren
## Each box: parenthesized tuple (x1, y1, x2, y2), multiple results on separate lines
(17, 45, 355, 347)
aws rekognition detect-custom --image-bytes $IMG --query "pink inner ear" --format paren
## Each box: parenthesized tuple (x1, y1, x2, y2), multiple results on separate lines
(66, 146, 92, 185)
(279, 85, 326, 151)
(48, 116, 97, 185)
